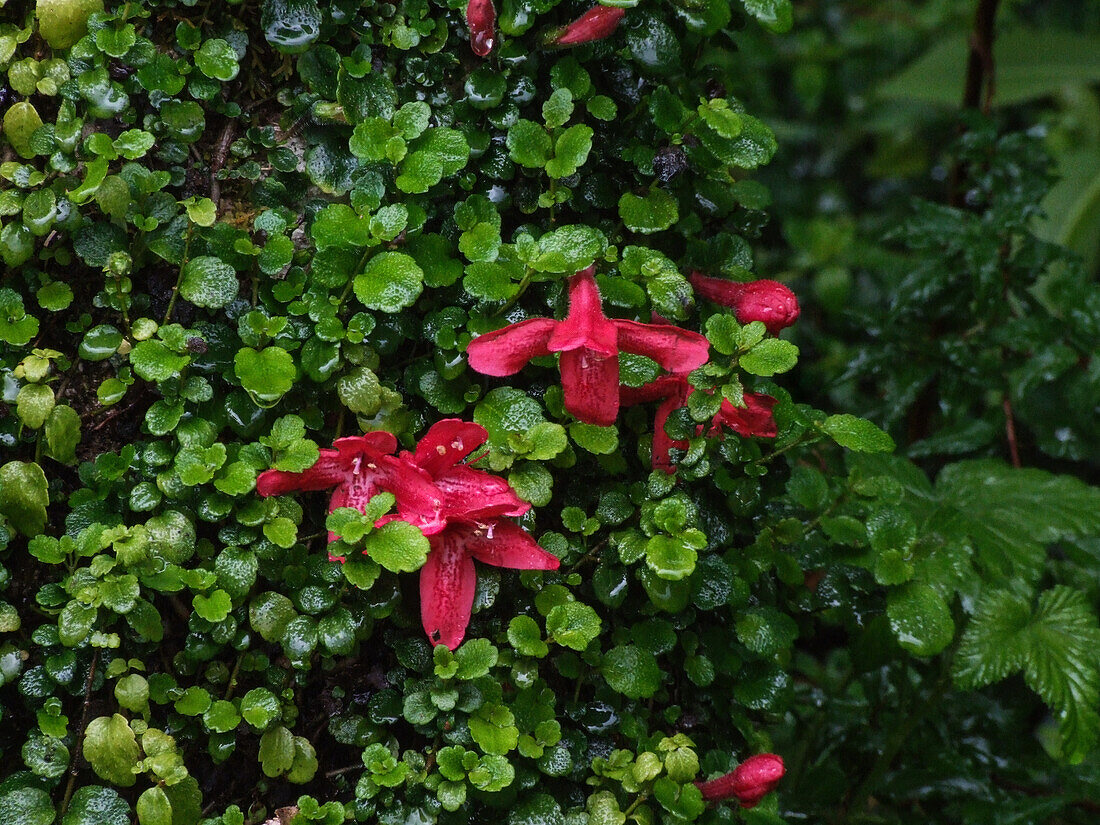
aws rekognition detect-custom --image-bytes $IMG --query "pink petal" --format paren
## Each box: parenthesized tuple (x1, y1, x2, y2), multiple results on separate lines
(551, 5, 626, 46)
(466, 0, 496, 56)
(413, 419, 488, 478)
(435, 465, 531, 520)
(559, 347, 621, 425)
(376, 455, 447, 535)
(711, 393, 777, 438)
(332, 431, 398, 456)
(420, 530, 478, 650)
(466, 318, 558, 377)
(614, 319, 711, 375)
(690, 272, 800, 336)
(619, 374, 688, 407)
(463, 520, 560, 570)
(548, 266, 618, 357)
(256, 449, 347, 497)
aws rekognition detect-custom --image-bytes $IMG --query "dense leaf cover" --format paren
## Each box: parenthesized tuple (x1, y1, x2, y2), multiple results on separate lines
(2, 1, 1100, 825)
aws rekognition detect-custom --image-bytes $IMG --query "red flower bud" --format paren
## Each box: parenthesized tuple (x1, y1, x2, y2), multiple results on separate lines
(466, 0, 496, 56)
(690, 271, 800, 336)
(551, 5, 626, 47)
(694, 753, 785, 808)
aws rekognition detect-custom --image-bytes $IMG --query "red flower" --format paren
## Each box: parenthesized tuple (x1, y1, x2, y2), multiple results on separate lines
(466, 266, 711, 426)
(256, 431, 443, 550)
(549, 5, 626, 47)
(690, 271, 800, 336)
(621, 375, 777, 472)
(258, 421, 558, 650)
(397, 419, 559, 649)
(695, 753, 785, 808)
(466, 0, 496, 56)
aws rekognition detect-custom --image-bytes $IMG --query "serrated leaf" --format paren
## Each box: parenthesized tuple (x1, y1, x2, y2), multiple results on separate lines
(955, 586, 1100, 762)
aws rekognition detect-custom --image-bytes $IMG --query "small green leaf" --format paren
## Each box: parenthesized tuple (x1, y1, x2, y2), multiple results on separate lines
(83, 714, 140, 787)
(619, 189, 679, 234)
(821, 414, 895, 453)
(195, 38, 240, 81)
(180, 256, 239, 309)
(546, 602, 602, 651)
(354, 251, 424, 312)
(886, 583, 955, 657)
(0, 461, 49, 536)
(602, 644, 661, 698)
(507, 119, 552, 168)
(739, 338, 799, 376)
(364, 520, 429, 573)
(234, 346, 296, 405)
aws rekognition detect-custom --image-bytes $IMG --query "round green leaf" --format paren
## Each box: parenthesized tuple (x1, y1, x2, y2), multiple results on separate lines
(353, 251, 424, 312)
(234, 346, 296, 405)
(887, 583, 955, 657)
(365, 520, 429, 573)
(180, 256, 239, 309)
(601, 644, 661, 699)
(546, 602, 602, 651)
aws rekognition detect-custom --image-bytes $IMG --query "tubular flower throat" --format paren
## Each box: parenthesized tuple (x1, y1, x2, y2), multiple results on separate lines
(620, 375, 778, 472)
(466, 266, 711, 426)
(690, 271, 800, 336)
(695, 753, 785, 808)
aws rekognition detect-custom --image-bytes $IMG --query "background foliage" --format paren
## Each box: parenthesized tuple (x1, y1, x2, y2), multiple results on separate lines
(2, 1, 1100, 825)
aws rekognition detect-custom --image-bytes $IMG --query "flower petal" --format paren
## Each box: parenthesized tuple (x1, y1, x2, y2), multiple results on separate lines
(614, 319, 710, 374)
(420, 530, 478, 650)
(256, 449, 348, 497)
(413, 419, 488, 478)
(436, 465, 531, 520)
(466, 318, 558, 376)
(711, 393, 777, 438)
(465, 519, 560, 570)
(548, 266, 617, 356)
(619, 374, 688, 407)
(376, 455, 447, 535)
(559, 347, 621, 426)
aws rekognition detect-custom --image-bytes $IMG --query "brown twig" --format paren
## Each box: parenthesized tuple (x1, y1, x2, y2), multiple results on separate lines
(948, 0, 1002, 207)
(59, 649, 101, 816)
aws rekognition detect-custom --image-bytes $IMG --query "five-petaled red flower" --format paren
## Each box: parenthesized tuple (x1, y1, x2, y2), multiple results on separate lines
(465, 0, 496, 56)
(391, 419, 559, 649)
(550, 5, 626, 46)
(257, 421, 558, 650)
(621, 374, 777, 472)
(466, 266, 711, 426)
(695, 753, 785, 808)
(690, 271, 800, 336)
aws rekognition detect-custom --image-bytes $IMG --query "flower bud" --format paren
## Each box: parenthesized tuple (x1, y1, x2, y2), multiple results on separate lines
(694, 753, 785, 808)
(549, 5, 626, 47)
(466, 0, 496, 56)
(689, 272, 800, 335)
